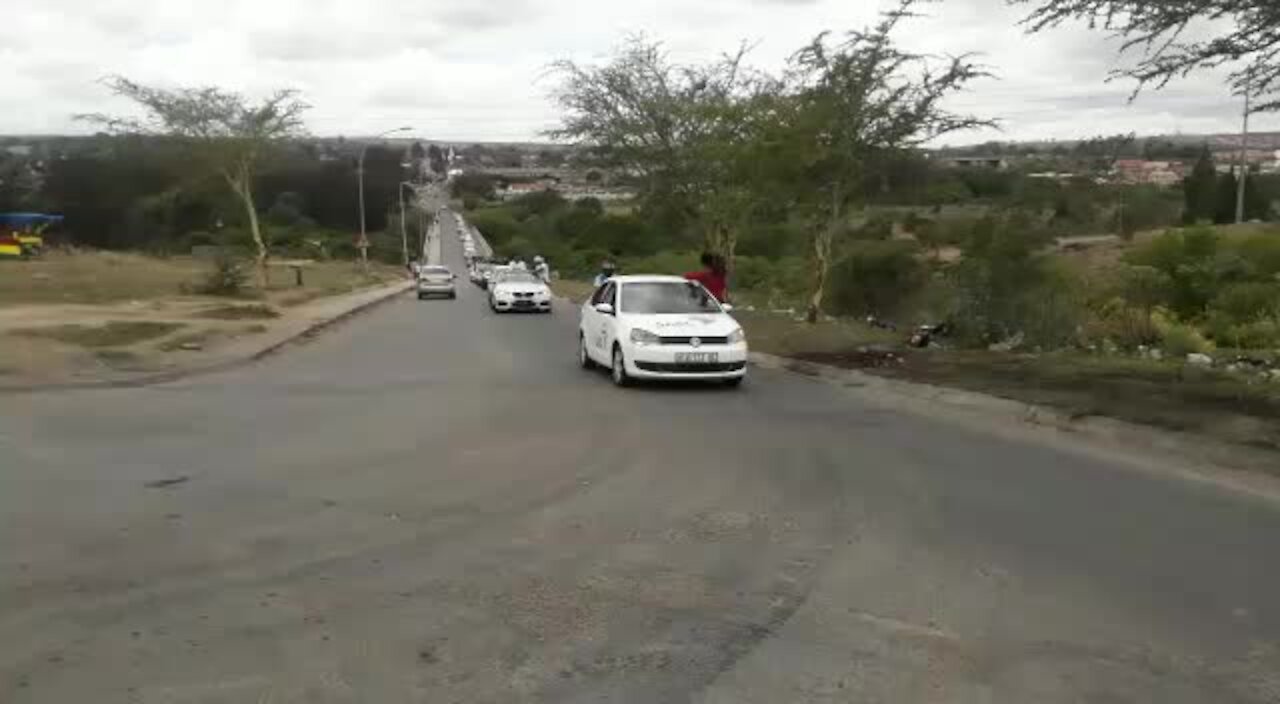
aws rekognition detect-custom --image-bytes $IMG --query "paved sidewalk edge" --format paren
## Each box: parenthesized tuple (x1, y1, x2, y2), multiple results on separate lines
(750, 351, 1280, 483)
(2, 281, 413, 393)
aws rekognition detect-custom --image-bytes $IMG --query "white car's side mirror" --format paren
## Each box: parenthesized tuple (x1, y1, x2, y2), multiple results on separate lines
(594, 303, 615, 315)
(721, 303, 734, 313)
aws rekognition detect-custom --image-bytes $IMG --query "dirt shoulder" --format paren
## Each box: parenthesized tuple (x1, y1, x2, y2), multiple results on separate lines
(791, 348, 1280, 454)
(0, 252, 409, 388)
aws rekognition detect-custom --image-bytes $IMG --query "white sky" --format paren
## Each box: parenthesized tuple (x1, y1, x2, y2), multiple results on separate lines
(3, 0, 1274, 144)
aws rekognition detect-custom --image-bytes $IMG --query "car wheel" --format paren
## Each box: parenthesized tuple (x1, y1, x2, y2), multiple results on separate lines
(723, 376, 744, 389)
(611, 345, 631, 387)
(416, 293, 425, 300)
(579, 334, 596, 370)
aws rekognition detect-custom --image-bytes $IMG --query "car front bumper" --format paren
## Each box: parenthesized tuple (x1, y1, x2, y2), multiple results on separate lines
(493, 298, 552, 311)
(625, 343, 749, 379)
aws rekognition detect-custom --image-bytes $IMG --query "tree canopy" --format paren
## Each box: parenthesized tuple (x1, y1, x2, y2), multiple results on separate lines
(79, 77, 309, 282)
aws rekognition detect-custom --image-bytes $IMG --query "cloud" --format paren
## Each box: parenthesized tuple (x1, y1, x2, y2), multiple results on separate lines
(3, 0, 1276, 141)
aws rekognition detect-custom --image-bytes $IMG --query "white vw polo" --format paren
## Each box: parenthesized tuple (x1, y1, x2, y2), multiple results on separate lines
(579, 275, 747, 387)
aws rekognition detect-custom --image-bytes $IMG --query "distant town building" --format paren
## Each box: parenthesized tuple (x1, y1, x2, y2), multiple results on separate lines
(558, 186, 636, 202)
(1027, 172, 1077, 182)
(1111, 159, 1186, 186)
(496, 180, 636, 202)
(498, 180, 558, 200)
(934, 155, 1009, 169)
(1211, 148, 1280, 174)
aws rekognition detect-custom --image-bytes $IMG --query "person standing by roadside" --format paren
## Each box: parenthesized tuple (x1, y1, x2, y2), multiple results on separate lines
(684, 252, 728, 303)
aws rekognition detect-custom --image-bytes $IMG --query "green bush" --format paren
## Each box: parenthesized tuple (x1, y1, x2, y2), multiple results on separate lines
(1161, 323, 1214, 356)
(1084, 300, 1161, 350)
(947, 213, 1071, 346)
(1205, 281, 1280, 348)
(1117, 265, 1172, 313)
(731, 256, 776, 291)
(1207, 316, 1280, 349)
(620, 250, 697, 276)
(469, 208, 522, 247)
(186, 230, 215, 247)
(827, 240, 926, 316)
(509, 190, 568, 220)
(1124, 226, 1224, 317)
(1232, 231, 1280, 278)
(1210, 282, 1280, 324)
(195, 254, 248, 296)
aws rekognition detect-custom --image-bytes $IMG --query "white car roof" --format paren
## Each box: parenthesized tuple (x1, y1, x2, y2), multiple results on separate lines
(607, 275, 691, 285)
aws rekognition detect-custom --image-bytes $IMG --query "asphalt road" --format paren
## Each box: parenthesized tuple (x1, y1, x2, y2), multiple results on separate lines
(3, 214, 1280, 703)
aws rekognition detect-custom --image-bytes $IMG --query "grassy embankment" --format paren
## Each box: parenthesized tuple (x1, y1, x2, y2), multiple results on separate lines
(550, 276, 1280, 455)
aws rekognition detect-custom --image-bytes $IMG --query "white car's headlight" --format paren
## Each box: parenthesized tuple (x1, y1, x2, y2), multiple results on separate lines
(630, 328, 661, 345)
(727, 327, 746, 345)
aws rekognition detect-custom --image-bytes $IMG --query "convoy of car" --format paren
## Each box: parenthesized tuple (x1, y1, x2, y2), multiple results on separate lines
(418, 209, 748, 388)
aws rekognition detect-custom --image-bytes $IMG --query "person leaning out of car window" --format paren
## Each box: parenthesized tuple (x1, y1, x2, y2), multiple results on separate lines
(684, 252, 727, 303)
(593, 260, 617, 287)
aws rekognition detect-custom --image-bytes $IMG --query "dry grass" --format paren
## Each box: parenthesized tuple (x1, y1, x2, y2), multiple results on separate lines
(15, 321, 186, 348)
(0, 251, 203, 306)
(0, 250, 404, 308)
(261, 261, 402, 296)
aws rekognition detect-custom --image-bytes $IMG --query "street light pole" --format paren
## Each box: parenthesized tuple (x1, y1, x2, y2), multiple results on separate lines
(357, 126, 411, 270)
(398, 181, 415, 268)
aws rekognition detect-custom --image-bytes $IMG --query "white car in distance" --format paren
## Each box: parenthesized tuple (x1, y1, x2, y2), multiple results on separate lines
(579, 275, 746, 388)
(489, 269, 553, 313)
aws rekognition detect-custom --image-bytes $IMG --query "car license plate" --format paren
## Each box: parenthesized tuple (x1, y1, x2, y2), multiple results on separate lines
(675, 352, 718, 364)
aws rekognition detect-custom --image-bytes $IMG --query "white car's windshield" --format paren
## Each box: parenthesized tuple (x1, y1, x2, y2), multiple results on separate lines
(422, 267, 449, 275)
(497, 272, 540, 284)
(621, 282, 721, 314)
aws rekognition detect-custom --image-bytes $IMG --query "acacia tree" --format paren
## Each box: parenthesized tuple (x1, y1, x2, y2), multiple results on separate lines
(774, 1, 993, 322)
(80, 77, 309, 284)
(1016, 0, 1280, 109)
(547, 38, 774, 264)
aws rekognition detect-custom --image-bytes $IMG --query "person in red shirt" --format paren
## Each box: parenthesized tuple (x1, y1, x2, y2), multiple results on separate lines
(685, 252, 728, 302)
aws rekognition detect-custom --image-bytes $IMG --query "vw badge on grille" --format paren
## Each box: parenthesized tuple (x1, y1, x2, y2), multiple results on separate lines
(690, 337, 702, 348)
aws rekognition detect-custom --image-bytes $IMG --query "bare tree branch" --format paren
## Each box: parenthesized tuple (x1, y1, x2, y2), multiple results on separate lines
(1014, 0, 1280, 109)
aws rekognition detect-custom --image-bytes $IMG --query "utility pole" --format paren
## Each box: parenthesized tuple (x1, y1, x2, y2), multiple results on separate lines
(1236, 69, 1252, 225)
